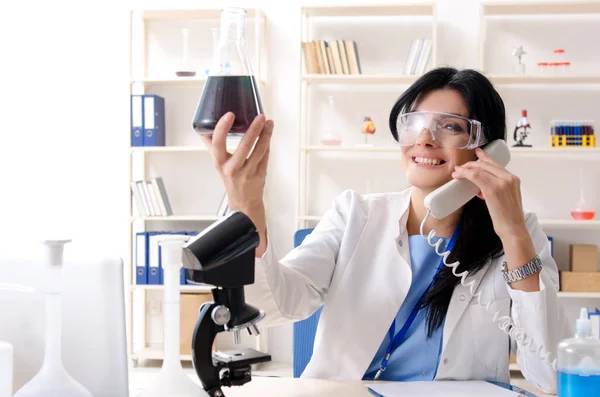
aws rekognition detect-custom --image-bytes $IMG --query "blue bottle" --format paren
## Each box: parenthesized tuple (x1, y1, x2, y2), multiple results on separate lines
(557, 308, 600, 397)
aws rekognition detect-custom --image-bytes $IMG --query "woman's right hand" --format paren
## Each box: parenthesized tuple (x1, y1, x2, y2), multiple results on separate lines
(200, 112, 274, 257)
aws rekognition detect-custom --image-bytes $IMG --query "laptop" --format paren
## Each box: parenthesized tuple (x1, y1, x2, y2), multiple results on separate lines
(0, 250, 129, 397)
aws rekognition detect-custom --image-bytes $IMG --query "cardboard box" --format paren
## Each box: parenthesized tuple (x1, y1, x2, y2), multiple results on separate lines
(569, 244, 598, 272)
(560, 271, 600, 292)
(180, 293, 215, 355)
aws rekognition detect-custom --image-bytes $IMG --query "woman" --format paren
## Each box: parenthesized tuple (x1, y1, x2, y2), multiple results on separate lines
(200, 67, 571, 394)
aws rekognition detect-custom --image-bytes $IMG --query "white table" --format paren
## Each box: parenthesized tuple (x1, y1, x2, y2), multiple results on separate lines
(128, 367, 552, 397)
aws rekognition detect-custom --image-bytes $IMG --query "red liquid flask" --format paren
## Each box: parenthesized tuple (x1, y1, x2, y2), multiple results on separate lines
(192, 8, 263, 136)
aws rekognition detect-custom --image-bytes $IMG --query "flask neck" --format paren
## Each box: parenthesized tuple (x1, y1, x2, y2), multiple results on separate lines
(219, 9, 246, 43)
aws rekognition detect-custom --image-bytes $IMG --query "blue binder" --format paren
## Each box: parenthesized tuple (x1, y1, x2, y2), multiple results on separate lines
(143, 94, 166, 146)
(135, 232, 148, 284)
(131, 95, 144, 147)
(147, 231, 163, 285)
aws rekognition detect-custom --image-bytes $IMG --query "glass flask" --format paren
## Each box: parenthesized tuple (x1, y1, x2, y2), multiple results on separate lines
(175, 28, 196, 77)
(192, 8, 263, 136)
(321, 96, 342, 145)
(572, 169, 596, 220)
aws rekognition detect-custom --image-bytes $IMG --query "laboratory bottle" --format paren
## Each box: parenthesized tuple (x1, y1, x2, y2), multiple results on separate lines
(557, 308, 600, 397)
(192, 7, 263, 135)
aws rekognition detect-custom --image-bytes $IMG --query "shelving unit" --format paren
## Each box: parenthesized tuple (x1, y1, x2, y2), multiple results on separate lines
(479, 1, 600, 376)
(127, 7, 268, 365)
(297, 3, 438, 230)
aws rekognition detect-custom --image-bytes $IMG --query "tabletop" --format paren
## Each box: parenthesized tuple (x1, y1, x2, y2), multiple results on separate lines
(129, 368, 552, 397)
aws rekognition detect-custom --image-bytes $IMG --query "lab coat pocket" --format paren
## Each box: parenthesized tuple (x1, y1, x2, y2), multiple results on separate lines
(468, 297, 511, 379)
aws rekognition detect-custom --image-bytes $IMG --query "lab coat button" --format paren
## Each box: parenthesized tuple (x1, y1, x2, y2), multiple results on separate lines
(443, 357, 449, 365)
(459, 294, 466, 301)
(399, 240, 403, 247)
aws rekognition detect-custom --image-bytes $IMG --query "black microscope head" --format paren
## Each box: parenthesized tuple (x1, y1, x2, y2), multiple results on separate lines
(182, 211, 259, 288)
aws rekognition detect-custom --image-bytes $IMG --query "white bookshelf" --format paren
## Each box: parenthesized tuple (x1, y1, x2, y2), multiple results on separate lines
(297, 3, 438, 230)
(127, 7, 268, 366)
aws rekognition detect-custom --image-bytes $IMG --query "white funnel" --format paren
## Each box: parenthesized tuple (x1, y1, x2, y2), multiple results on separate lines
(14, 239, 92, 397)
(138, 234, 209, 397)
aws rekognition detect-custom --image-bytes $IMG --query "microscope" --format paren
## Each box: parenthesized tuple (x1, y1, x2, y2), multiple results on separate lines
(182, 211, 271, 397)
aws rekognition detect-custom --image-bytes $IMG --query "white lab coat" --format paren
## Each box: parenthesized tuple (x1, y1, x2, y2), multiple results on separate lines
(245, 188, 572, 394)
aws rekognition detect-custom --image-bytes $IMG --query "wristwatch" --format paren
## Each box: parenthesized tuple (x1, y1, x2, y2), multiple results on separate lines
(501, 255, 542, 284)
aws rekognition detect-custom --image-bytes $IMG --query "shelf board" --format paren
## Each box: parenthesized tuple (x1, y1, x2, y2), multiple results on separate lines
(130, 142, 240, 153)
(302, 146, 600, 157)
(482, 2, 600, 16)
(137, 8, 259, 21)
(131, 284, 214, 294)
(302, 145, 401, 153)
(487, 74, 600, 85)
(302, 4, 435, 17)
(130, 76, 267, 86)
(300, 215, 600, 228)
(130, 215, 222, 222)
(302, 74, 419, 85)
(557, 292, 600, 298)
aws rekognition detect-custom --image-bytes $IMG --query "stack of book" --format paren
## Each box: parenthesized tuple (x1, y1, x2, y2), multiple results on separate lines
(131, 177, 173, 217)
(302, 40, 361, 75)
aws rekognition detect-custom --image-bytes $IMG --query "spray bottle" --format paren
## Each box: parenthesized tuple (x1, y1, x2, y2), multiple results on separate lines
(557, 308, 600, 397)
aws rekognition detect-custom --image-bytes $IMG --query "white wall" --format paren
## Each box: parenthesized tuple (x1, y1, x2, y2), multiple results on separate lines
(3, 0, 600, 367)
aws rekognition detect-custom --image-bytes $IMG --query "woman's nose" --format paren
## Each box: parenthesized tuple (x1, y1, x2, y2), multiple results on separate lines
(415, 125, 437, 147)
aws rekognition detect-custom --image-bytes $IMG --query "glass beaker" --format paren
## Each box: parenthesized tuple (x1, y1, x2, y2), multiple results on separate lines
(321, 96, 342, 145)
(176, 28, 196, 77)
(192, 8, 263, 136)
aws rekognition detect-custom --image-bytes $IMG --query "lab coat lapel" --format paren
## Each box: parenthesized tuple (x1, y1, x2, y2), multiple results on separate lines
(337, 191, 412, 380)
(441, 260, 492, 352)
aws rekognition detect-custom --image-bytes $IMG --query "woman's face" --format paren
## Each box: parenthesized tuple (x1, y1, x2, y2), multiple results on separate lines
(401, 88, 478, 192)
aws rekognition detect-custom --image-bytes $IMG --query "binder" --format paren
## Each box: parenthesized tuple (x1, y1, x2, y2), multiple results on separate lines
(147, 231, 163, 285)
(135, 232, 148, 284)
(143, 94, 166, 146)
(131, 95, 144, 146)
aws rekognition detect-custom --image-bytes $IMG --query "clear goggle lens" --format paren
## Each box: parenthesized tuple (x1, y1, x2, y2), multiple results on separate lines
(395, 111, 487, 149)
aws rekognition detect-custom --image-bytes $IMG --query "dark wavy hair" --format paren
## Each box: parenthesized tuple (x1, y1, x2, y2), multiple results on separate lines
(389, 67, 506, 337)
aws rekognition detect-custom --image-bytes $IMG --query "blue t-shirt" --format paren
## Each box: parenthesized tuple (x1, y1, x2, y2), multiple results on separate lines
(363, 235, 449, 381)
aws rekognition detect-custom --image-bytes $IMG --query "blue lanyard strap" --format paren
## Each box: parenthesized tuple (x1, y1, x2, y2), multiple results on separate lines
(373, 223, 460, 380)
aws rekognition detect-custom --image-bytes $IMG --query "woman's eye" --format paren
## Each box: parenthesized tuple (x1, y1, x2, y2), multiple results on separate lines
(442, 123, 464, 133)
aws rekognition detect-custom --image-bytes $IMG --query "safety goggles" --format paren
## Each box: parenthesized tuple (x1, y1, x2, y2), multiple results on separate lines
(395, 111, 488, 149)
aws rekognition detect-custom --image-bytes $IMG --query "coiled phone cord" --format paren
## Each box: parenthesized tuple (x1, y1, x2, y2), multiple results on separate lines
(420, 210, 557, 371)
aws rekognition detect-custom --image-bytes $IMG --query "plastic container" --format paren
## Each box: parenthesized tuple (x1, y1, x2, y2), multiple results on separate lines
(557, 308, 600, 397)
(13, 240, 92, 397)
(192, 8, 263, 136)
(0, 341, 12, 397)
(175, 28, 196, 77)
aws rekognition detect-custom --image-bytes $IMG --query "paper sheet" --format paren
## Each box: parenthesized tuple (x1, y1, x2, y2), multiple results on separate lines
(365, 380, 522, 397)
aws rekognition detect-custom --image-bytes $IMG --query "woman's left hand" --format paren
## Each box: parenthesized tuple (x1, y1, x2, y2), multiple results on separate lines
(451, 147, 527, 240)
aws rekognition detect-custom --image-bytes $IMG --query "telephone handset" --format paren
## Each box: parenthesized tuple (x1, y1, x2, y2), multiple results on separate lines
(424, 139, 512, 219)
(419, 139, 558, 370)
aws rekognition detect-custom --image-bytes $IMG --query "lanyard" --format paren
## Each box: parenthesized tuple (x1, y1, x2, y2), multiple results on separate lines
(373, 225, 460, 380)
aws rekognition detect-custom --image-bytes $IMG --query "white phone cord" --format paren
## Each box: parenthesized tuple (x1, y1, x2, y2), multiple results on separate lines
(420, 210, 557, 371)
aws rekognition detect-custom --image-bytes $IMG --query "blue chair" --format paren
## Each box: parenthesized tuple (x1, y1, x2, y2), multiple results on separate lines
(292, 228, 323, 378)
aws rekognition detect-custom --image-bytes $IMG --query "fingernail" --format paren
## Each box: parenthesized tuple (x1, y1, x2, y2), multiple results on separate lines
(225, 112, 234, 121)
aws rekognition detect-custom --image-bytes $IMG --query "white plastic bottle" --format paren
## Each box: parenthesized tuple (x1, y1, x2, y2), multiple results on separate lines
(557, 308, 600, 397)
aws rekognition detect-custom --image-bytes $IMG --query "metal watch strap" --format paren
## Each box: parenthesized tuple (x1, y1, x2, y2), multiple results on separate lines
(502, 255, 542, 284)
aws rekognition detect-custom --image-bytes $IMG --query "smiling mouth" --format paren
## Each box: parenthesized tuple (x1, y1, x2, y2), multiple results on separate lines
(412, 156, 446, 166)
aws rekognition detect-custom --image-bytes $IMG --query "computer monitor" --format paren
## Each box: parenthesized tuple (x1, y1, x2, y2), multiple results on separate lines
(0, 252, 129, 397)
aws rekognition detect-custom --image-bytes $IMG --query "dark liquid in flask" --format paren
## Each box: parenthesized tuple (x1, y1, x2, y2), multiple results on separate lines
(192, 75, 263, 134)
